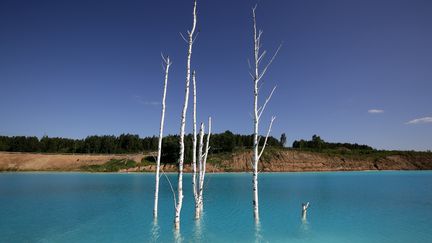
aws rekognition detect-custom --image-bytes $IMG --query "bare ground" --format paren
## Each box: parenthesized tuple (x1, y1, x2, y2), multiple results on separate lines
(0, 152, 145, 171)
(1, 150, 431, 172)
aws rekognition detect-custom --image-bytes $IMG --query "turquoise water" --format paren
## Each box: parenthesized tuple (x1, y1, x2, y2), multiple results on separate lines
(1, 171, 431, 242)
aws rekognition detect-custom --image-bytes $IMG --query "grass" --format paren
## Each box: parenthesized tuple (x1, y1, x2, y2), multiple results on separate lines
(81, 159, 139, 172)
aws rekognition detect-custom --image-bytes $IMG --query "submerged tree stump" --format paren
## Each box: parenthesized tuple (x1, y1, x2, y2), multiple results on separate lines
(301, 202, 310, 221)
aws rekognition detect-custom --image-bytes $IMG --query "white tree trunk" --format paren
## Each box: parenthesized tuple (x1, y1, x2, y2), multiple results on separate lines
(302, 202, 310, 221)
(251, 6, 280, 222)
(253, 42, 260, 221)
(192, 71, 200, 219)
(196, 117, 211, 219)
(195, 122, 204, 219)
(153, 56, 171, 219)
(200, 117, 211, 211)
(174, 0, 197, 230)
(192, 71, 212, 220)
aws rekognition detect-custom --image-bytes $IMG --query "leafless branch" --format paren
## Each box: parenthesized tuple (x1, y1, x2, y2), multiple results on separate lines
(257, 50, 266, 65)
(257, 44, 282, 82)
(161, 169, 177, 208)
(258, 85, 277, 120)
(179, 32, 188, 43)
(192, 30, 200, 44)
(258, 116, 276, 160)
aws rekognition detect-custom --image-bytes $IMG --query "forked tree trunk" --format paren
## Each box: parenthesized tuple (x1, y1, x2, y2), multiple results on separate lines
(200, 118, 211, 212)
(174, 0, 198, 230)
(302, 202, 310, 221)
(195, 122, 204, 219)
(196, 117, 211, 219)
(153, 56, 171, 219)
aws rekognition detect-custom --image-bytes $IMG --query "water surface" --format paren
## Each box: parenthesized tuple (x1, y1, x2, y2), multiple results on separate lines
(1, 171, 431, 242)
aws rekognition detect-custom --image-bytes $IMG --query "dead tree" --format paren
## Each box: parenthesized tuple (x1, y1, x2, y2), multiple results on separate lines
(191, 71, 211, 219)
(153, 55, 171, 219)
(302, 202, 310, 221)
(192, 71, 199, 218)
(196, 117, 211, 219)
(250, 5, 281, 222)
(174, 0, 198, 230)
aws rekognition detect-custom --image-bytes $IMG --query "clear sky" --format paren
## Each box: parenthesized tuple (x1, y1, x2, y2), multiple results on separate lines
(1, 0, 431, 150)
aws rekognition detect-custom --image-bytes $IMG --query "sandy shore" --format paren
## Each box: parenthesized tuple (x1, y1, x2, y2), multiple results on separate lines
(0, 152, 145, 171)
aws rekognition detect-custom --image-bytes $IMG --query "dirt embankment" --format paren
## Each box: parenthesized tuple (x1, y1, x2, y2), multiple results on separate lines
(218, 150, 432, 172)
(1, 150, 432, 172)
(0, 152, 145, 171)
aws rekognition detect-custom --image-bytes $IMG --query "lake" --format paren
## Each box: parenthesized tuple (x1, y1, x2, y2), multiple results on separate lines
(1, 171, 431, 242)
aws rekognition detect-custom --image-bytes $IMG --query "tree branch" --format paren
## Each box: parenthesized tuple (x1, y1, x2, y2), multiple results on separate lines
(257, 50, 266, 65)
(179, 32, 188, 43)
(258, 116, 276, 160)
(257, 44, 282, 82)
(192, 30, 200, 44)
(258, 85, 276, 120)
(161, 169, 177, 208)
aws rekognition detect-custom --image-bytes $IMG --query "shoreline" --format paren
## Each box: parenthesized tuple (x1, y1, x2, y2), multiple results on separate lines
(2, 170, 432, 174)
(2, 168, 432, 173)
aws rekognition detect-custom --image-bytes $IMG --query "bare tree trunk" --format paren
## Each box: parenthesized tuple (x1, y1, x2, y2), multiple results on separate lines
(251, 6, 280, 222)
(301, 202, 310, 221)
(195, 122, 204, 219)
(253, 37, 260, 221)
(196, 117, 211, 219)
(174, 0, 198, 230)
(192, 71, 199, 218)
(200, 117, 211, 212)
(153, 56, 171, 219)
(192, 72, 211, 220)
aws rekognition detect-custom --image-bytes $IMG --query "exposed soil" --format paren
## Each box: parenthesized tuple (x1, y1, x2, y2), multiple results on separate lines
(0, 152, 145, 171)
(1, 150, 431, 172)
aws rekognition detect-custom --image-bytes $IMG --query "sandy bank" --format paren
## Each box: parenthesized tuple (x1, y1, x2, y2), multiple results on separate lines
(0, 152, 145, 171)
(1, 150, 431, 172)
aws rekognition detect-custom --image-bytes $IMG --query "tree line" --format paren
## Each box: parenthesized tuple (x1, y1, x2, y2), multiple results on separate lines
(0, 131, 282, 162)
(292, 134, 373, 151)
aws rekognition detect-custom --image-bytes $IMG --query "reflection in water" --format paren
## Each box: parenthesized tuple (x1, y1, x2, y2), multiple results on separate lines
(301, 217, 309, 227)
(301, 202, 311, 233)
(150, 219, 160, 243)
(193, 217, 203, 242)
(300, 214, 310, 234)
(254, 220, 264, 243)
(173, 227, 183, 243)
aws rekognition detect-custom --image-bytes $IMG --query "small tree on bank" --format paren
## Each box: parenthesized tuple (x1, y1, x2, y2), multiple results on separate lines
(280, 133, 287, 147)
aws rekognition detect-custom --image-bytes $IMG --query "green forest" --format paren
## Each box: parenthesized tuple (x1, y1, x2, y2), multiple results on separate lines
(292, 135, 373, 151)
(4, 132, 427, 165)
(0, 131, 283, 162)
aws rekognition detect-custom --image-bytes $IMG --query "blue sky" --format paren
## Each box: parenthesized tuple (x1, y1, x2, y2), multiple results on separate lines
(0, 0, 431, 150)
